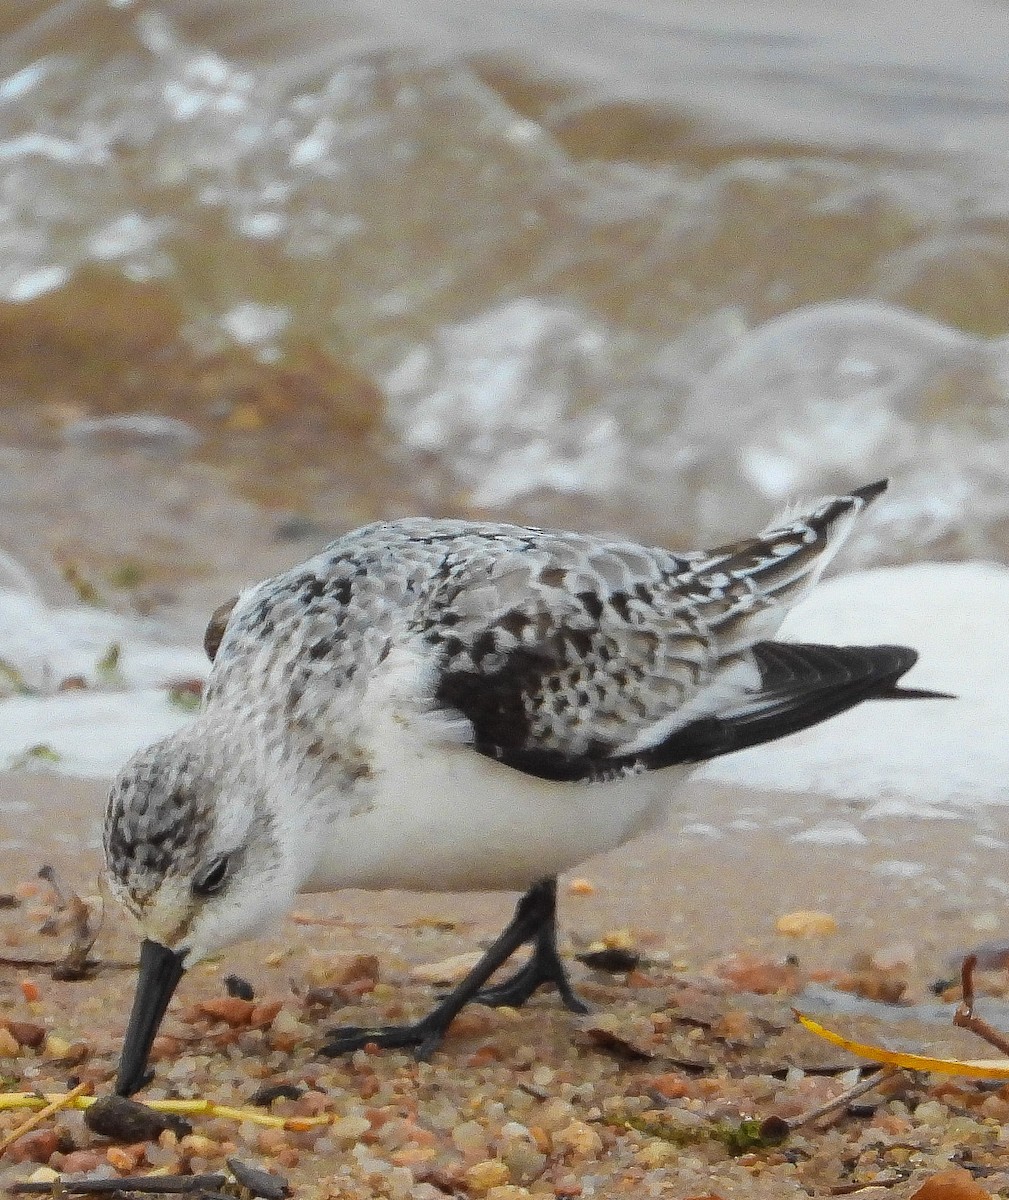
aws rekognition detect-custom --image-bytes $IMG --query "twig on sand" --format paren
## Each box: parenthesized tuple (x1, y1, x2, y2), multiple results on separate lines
(0, 955, 134, 971)
(0, 1082, 91, 1158)
(7, 1175, 226, 1195)
(953, 954, 1009, 1056)
(0, 1092, 335, 1132)
(780, 1065, 901, 1133)
(2, 867, 119, 979)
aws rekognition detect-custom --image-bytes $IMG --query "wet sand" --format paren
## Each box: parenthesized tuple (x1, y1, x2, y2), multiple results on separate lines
(3, 769, 1006, 1018)
(5, 772, 1009, 1197)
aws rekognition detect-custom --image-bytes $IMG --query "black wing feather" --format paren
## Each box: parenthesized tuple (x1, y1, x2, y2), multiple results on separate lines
(455, 641, 938, 783)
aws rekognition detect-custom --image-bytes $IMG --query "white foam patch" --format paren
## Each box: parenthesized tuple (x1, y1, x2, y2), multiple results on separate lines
(0, 584, 206, 778)
(0, 690, 196, 780)
(697, 561, 1007, 812)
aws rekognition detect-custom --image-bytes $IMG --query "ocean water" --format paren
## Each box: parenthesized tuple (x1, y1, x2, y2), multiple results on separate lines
(1, 0, 1008, 833)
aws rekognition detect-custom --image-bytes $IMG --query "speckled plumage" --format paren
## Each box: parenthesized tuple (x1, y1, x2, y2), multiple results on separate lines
(205, 492, 865, 777)
(104, 481, 912, 962)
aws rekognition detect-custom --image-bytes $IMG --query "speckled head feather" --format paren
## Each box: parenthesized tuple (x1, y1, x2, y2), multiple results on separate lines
(103, 734, 216, 913)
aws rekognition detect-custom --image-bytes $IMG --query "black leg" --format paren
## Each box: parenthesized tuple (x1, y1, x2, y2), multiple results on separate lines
(474, 878, 588, 1013)
(320, 879, 559, 1060)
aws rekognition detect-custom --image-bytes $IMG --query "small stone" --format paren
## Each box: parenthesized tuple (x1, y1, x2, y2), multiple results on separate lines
(224, 975, 256, 1001)
(250, 1082, 304, 1106)
(871, 941, 916, 971)
(452, 1120, 488, 1159)
(6, 1130, 60, 1164)
(256, 1128, 292, 1157)
(44, 1034, 72, 1059)
(196, 997, 256, 1026)
(7, 1021, 46, 1048)
(269, 1008, 305, 1037)
(106, 1145, 145, 1173)
(58, 1150, 103, 1173)
(637, 1139, 681, 1168)
(447, 1008, 495, 1039)
(26, 1167, 60, 1184)
(227, 1156, 291, 1200)
(249, 1001, 284, 1029)
(464, 1159, 511, 1193)
(180, 1134, 221, 1158)
(330, 1114, 371, 1141)
(308, 954, 380, 986)
(713, 1009, 757, 1043)
(0, 1026, 20, 1057)
(410, 951, 483, 985)
(713, 951, 802, 995)
(552, 1120, 602, 1159)
(650, 1072, 690, 1099)
(909, 1166, 993, 1200)
(568, 878, 595, 896)
(775, 910, 838, 937)
(150, 1035, 184, 1061)
(84, 1095, 192, 1142)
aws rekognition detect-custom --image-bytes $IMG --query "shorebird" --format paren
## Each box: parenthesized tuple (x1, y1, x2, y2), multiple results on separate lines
(105, 479, 944, 1095)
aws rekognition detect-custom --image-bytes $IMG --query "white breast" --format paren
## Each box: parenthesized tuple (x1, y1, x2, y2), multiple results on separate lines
(301, 646, 689, 893)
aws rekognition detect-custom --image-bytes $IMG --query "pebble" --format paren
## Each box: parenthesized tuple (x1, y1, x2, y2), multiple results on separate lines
(775, 910, 839, 937)
(106, 1145, 145, 1173)
(568, 879, 595, 896)
(58, 1149, 103, 1173)
(552, 1120, 603, 1159)
(0, 1027, 21, 1057)
(44, 1034, 72, 1059)
(329, 1115, 372, 1142)
(6, 1021, 46, 1048)
(870, 941, 916, 971)
(196, 997, 256, 1026)
(26, 1167, 59, 1184)
(5, 1129, 60, 1163)
(224, 975, 256, 1001)
(84, 1095, 193, 1141)
(452, 1120, 489, 1159)
(227, 1156, 292, 1199)
(250, 1001, 284, 1028)
(909, 1167, 993, 1200)
(307, 954, 380, 987)
(410, 951, 484, 985)
(464, 1159, 511, 1192)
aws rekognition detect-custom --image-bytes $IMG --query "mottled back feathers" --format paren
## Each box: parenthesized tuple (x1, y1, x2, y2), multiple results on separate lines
(196, 482, 908, 786)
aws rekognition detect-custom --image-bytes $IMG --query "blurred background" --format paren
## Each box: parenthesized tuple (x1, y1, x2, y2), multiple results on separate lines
(1, 0, 1009, 910)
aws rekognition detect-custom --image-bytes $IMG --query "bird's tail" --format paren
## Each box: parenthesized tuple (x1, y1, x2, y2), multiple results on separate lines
(689, 479, 887, 651)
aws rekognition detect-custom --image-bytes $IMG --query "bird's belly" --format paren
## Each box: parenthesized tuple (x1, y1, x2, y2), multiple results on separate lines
(304, 737, 688, 894)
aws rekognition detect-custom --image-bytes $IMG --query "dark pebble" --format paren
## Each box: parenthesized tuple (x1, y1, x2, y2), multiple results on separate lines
(0, 894, 19, 908)
(84, 1095, 193, 1141)
(576, 946, 641, 973)
(224, 974, 255, 1001)
(248, 1082, 304, 1106)
(227, 1157, 291, 1199)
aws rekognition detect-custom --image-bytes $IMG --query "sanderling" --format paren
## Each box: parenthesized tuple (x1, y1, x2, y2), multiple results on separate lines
(105, 478, 946, 1094)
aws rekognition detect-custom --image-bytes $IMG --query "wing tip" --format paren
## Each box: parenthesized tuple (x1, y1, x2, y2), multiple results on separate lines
(851, 478, 889, 506)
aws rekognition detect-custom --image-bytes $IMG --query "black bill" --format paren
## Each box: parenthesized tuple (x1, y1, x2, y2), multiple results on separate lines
(115, 938, 186, 1096)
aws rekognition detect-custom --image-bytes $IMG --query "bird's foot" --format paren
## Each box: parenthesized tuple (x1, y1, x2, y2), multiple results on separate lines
(320, 1015, 447, 1061)
(474, 952, 590, 1013)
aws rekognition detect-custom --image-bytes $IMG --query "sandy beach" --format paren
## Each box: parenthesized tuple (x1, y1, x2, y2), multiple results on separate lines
(5, 771, 1009, 1197)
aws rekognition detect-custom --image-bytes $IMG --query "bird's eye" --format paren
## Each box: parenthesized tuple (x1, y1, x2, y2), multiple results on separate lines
(193, 854, 230, 897)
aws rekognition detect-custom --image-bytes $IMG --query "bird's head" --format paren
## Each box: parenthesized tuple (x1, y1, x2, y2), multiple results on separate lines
(103, 729, 297, 1096)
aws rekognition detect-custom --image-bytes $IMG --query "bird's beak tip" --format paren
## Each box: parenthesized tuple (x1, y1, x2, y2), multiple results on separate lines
(114, 938, 186, 1097)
